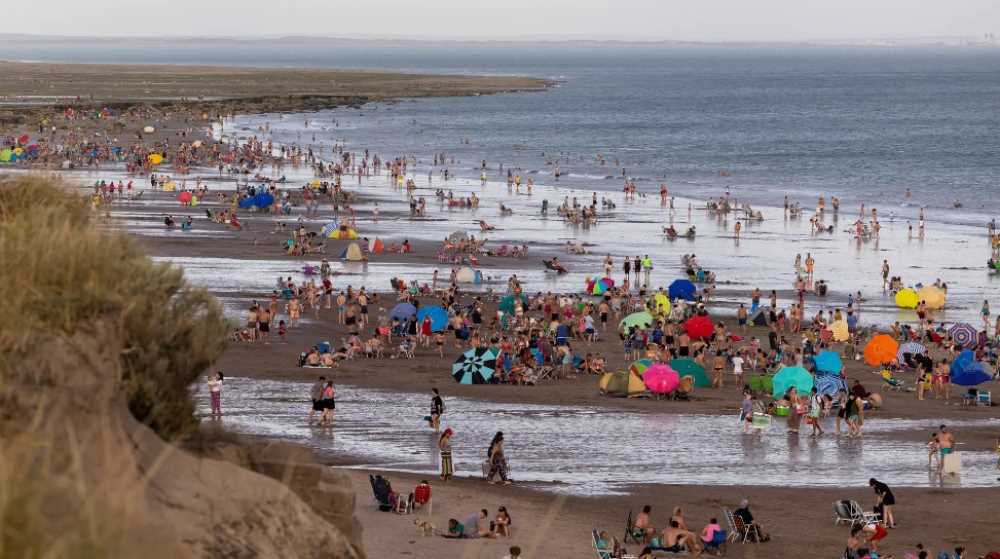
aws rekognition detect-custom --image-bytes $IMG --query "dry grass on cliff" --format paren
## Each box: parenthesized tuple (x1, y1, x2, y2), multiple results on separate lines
(0, 174, 230, 558)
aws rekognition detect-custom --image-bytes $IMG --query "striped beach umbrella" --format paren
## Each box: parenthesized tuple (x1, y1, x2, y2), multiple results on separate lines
(452, 347, 498, 384)
(896, 341, 926, 363)
(948, 323, 978, 348)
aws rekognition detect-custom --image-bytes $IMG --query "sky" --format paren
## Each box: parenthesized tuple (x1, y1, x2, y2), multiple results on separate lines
(7, 0, 999, 42)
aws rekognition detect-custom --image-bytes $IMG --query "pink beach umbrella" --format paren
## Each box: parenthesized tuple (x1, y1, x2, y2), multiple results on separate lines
(643, 364, 680, 395)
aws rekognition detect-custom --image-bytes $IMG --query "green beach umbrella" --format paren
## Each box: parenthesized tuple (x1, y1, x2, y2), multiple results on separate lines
(499, 294, 528, 314)
(629, 358, 653, 378)
(619, 311, 654, 331)
(669, 358, 711, 388)
(772, 366, 814, 398)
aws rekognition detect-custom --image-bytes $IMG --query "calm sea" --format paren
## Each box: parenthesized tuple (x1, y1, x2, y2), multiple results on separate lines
(7, 41, 1000, 226)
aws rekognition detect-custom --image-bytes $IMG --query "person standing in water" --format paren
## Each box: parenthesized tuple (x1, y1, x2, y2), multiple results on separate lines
(429, 388, 444, 432)
(308, 375, 326, 425)
(208, 371, 223, 418)
(439, 428, 454, 481)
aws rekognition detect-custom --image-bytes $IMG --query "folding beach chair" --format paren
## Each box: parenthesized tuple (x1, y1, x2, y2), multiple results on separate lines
(833, 500, 880, 527)
(724, 509, 761, 544)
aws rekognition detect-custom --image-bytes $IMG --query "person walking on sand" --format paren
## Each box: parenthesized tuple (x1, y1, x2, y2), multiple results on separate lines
(208, 371, 223, 418)
(308, 375, 326, 425)
(869, 478, 896, 528)
(439, 428, 454, 481)
(881, 260, 890, 292)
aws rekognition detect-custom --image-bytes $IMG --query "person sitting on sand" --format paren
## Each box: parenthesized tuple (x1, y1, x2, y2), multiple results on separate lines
(633, 505, 656, 542)
(305, 348, 321, 366)
(659, 520, 697, 553)
(494, 506, 512, 537)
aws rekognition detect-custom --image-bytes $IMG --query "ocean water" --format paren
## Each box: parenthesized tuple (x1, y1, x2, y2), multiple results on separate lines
(196, 378, 1000, 494)
(10, 41, 1000, 223)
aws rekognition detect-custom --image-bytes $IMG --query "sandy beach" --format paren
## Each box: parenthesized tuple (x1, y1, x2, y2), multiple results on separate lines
(4, 57, 1000, 559)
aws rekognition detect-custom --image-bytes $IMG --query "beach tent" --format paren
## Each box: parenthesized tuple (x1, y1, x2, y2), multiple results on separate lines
(652, 293, 671, 316)
(772, 366, 814, 398)
(619, 311, 654, 331)
(342, 242, 363, 261)
(749, 308, 768, 327)
(683, 315, 713, 339)
(643, 364, 680, 395)
(948, 323, 978, 348)
(894, 288, 918, 309)
(668, 279, 697, 301)
(599, 371, 646, 397)
(669, 358, 710, 388)
(452, 347, 498, 384)
(830, 320, 850, 342)
(499, 294, 528, 314)
(456, 266, 478, 284)
(917, 286, 946, 310)
(629, 359, 653, 378)
(390, 302, 417, 322)
(949, 349, 992, 386)
(416, 305, 449, 332)
(863, 334, 899, 366)
(814, 351, 843, 375)
(815, 375, 848, 397)
(369, 238, 385, 255)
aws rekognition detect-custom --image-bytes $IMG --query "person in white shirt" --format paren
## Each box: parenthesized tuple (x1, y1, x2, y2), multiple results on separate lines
(731, 354, 745, 388)
(208, 371, 224, 418)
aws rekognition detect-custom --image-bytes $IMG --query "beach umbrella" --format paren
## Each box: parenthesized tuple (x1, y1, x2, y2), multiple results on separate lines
(772, 366, 814, 398)
(668, 279, 696, 301)
(949, 349, 992, 386)
(643, 364, 680, 395)
(814, 351, 843, 375)
(0, 148, 12, 163)
(894, 288, 918, 309)
(452, 347, 498, 384)
(147, 153, 163, 165)
(499, 294, 528, 314)
(948, 323, 978, 348)
(589, 277, 613, 295)
(619, 311, 654, 331)
(309, 179, 322, 188)
(830, 320, 850, 342)
(683, 315, 713, 339)
(416, 305, 449, 332)
(17, 134, 29, 145)
(177, 191, 193, 204)
(143, 126, 156, 134)
(652, 293, 671, 316)
(456, 266, 477, 284)
(319, 220, 339, 238)
(815, 375, 847, 397)
(917, 286, 946, 310)
(328, 227, 358, 239)
(896, 342, 927, 363)
(390, 302, 417, 322)
(669, 358, 710, 388)
(863, 334, 899, 366)
(629, 359, 653, 378)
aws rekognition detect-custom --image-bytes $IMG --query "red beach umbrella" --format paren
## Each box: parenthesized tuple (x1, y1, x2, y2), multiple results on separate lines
(684, 315, 714, 339)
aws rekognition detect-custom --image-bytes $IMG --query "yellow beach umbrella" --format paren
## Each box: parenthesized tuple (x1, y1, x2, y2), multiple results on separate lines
(894, 288, 918, 309)
(652, 293, 671, 316)
(830, 320, 850, 342)
(917, 286, 946, 310)
(148, 153, 164, 165)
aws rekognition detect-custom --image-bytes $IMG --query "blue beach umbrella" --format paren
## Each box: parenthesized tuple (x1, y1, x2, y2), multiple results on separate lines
(416, 305, 448, 332)
(668, 279, 696, 301)
(772, 366, 814, 398)
(390, 302, 417, 322)
(814, 351, 843, 376)
(452, 347, 498, 384)
(949, 350, 992, 386)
